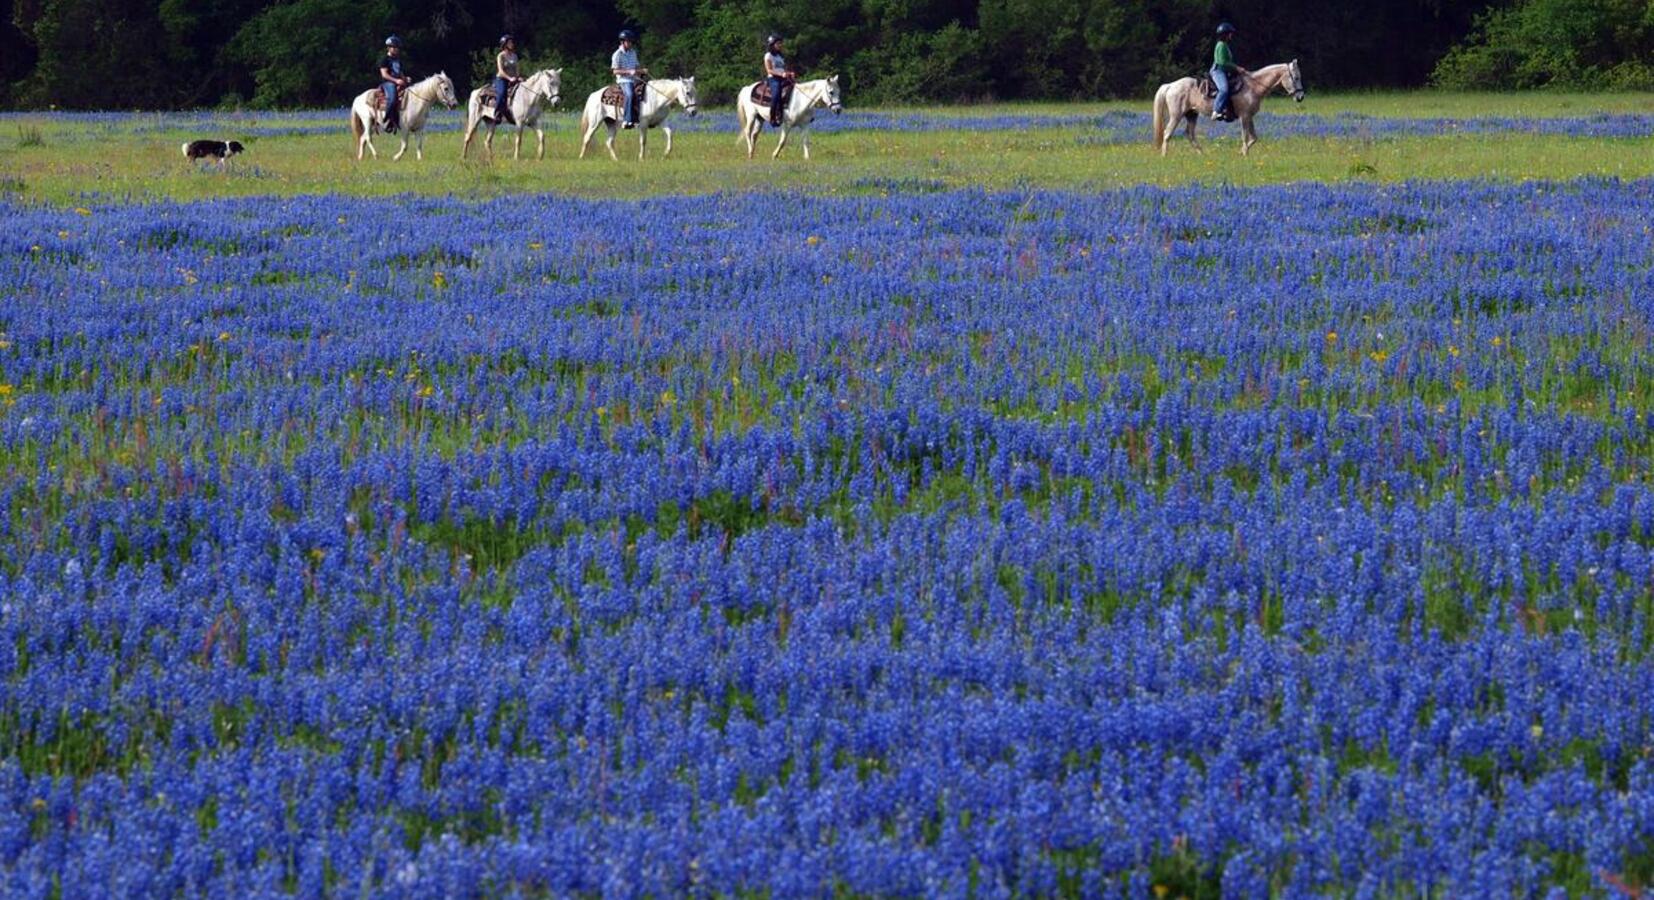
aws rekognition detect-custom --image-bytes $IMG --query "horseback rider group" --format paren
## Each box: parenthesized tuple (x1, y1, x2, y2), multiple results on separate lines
(373, 28, 804, 132)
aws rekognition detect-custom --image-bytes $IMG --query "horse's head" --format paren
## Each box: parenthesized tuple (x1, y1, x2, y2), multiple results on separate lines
(435, 72, 459, 108)
(678, 76, 697, 115)
(530, 68, 562, 107)
(826, 74, 843, 114)
(1286, 59, 1305, 102)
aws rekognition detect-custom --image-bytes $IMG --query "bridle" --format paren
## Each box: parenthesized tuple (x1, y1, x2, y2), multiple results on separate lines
(405, 76, 451, 107)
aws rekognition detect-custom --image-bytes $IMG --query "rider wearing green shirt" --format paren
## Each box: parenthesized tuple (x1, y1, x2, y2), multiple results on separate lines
(1212, 22, 1238, 121)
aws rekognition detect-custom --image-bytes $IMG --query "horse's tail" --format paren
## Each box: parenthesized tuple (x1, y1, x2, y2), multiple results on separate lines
(350, 106, 364, 145)
(578, 104, 590, 136)
(1151, 86, 1166, 150)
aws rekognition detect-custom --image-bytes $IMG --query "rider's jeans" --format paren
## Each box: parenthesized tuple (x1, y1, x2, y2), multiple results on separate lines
(1211, 68, 1231, 116)
(383, 82, 399, 128)
(767, 77, 786, 122)
(620, 82, 636, 123)
(493, 77, 511, 119)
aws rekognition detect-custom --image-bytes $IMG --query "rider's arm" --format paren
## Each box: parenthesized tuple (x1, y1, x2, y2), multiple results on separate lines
(380, 65, 397, 82)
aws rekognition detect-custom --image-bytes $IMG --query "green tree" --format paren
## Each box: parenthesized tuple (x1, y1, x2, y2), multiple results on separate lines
(1434, 0, 1654, 89)
(227, 0, 394, 106)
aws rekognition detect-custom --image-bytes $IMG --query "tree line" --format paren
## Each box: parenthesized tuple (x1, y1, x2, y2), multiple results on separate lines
(3, 0, 1651, 109)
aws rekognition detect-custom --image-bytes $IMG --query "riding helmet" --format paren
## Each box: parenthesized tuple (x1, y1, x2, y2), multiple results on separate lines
(766, 33, 783, 48)
(384, 35, 402, 48)
(1216, 22, 1236, 35)
(618, 29, 638, 42)
(500, 34, 514, 47)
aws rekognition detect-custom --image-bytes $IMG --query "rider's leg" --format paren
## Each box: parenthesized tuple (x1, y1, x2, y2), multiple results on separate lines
(1211, 69, 1230, 120)
(767, 76, 785, 126)
(493, 77, 512, 123)
(621, 82, 636, 127)
(384, 82, 400, 131)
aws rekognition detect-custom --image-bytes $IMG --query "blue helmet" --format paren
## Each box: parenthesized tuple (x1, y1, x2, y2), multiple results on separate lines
(384, 35, 402, 47)
(499, 34, 514, 47)
(1216, 22, 1236, 35)
(618, 29, 638, 42)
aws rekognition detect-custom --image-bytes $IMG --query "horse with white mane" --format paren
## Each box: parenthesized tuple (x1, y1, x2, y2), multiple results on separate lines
(349, 72, 458, 161)
(460, 68, 563, 161)
(577, 77, 699, 161)
(1152, 60, 1304, 156)
(735, 75, 842, 160)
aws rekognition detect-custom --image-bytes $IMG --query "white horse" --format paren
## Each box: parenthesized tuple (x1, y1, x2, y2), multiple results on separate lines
(349, 72, 459, 161)
(736, 75, 843, 160)
(460, 68, 563, 161)
(1152, 60, 1304, 156)
(576, 77, 699, 161)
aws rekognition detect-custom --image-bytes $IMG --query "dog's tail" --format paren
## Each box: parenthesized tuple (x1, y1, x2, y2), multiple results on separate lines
(181, 142, 191, 159)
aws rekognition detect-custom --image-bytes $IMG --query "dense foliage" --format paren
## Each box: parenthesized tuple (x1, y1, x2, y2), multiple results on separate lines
(0, 0, 1502, 108)
(4, 172, 1654, 893)
(1433, 0, 1654, 90)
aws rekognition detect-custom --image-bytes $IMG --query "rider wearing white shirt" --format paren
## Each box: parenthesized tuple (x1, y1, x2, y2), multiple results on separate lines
(611, 30, 646, 128)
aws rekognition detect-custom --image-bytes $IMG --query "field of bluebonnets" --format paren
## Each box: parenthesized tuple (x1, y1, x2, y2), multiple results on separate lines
(4, 101, 1654, 896)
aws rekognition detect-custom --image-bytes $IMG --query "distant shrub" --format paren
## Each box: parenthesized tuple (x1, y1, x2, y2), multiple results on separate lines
(16, 126, 43, 148)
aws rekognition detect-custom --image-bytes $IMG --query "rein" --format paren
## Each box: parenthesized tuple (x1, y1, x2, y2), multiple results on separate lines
(406, 78, 444, 106)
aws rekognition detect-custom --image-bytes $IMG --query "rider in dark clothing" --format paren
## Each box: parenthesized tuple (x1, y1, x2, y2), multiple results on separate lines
(380, 36, 411, 133)
(1211, 22, 1238, 122)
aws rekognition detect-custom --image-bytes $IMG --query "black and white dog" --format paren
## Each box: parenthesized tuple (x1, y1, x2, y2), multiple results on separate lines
(181, 140, 245, 161)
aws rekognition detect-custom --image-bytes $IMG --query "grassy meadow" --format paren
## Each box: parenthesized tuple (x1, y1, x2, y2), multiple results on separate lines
(1, 92, 1651, 204)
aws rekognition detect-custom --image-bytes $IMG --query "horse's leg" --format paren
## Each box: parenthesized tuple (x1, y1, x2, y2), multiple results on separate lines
(772, 124, 790, 159)
(578, 116, 595, 159)
(536, 126, 546, 161)
(606, 123, 618, 162)
(801, 126, 811, 161)
(663, 125, 673, 158)
(514, 124, 523, 161)
(638, 123, 647, 161)
(414, 129, 424, 161)
(484, 124, 496, 160)
(461, 117, 475, 160)
(393, 133, 407, 161)
(744, 113, 759, 159)
(1185, 115, 1202, 153)
(1241, 115, 1256, 155)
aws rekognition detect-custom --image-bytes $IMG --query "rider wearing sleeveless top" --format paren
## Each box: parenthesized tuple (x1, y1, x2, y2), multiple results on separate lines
(489, 34, 521, 124)
(763, 34, 795, 127)
(1211, 22, 1238, 122)
(612, 29, 647, 128)
(379, 36, 411, 133)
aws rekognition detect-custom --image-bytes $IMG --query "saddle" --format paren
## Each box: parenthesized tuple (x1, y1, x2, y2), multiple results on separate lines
(750, 80, 794, 108)
(371, 86, 408, 112)
(1197, 73, 1246, 100)
(480, 81, 520, 108)
(600, 79, 647, 120)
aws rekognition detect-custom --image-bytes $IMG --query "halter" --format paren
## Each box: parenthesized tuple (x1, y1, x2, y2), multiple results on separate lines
(792, 80, 839, 115)
(646, 79, 696, 115)
(517, 72, 560, 105)
(405, 77, 446, 106)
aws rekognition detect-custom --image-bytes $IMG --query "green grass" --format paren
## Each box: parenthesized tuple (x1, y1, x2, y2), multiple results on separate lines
(0, 92, 1650, 204)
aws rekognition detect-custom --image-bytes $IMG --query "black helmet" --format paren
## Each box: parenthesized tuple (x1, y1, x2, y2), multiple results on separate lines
(1216, 22, 1236, 35)
(384, 35, 402, 47)
(499, 34, 514, 47)
(766, 33, 783, 47)
(618, 29, 638, 42)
